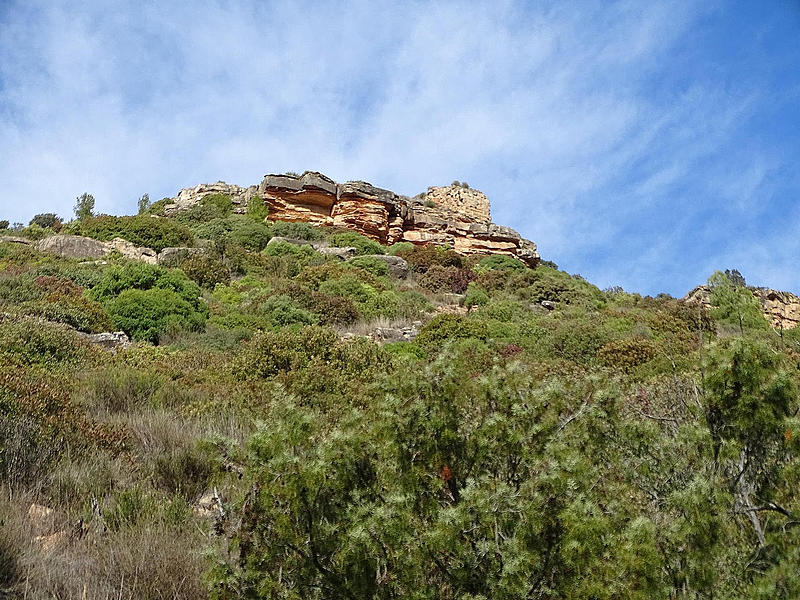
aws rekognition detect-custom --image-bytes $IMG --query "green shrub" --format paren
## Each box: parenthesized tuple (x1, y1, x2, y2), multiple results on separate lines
(67, 215, 194, 252)
(201, 193, 233, 214)
(328, 231, 385, 255)
(396, 244, 463, 272)
(418, 264, 475, 294)
(267, 221, 324, 241)
(309, 293, 360, 326)
(464, 284, 490, 310)
(29, 212, 62, 230)
(319, 275, 378, 304)
(258, 294, 319, 327)
(475, 254, 527, 273)
(247, 195, 268, 221)
(262, 240, 320, 259)
(0, 220, 9, 230)
(0, 318, 91, 366)
(347, 255, 391, 277)
(597, 337, 657, 372)
(234, 326, 341, 379)
(89, 262, 204, 312)
(106, 288, 207, 343)
(415, 314, 489, 349)
(387, 241, 414, 255)
(179, 254, 231, 289)
(194, 215, 273, 252)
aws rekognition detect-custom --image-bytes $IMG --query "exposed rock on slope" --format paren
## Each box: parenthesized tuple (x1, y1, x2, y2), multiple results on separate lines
(36, 234, 198, 266)
(164, 182, 259, 216)
(171, 172, 540, 266)
(683, 285, 800, 330)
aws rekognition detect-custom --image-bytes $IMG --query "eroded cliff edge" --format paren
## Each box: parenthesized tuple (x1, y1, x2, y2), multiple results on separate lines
(166, 171, 540, 267)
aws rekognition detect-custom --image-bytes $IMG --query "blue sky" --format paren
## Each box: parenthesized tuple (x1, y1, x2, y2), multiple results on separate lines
(1, 1, 798, 297)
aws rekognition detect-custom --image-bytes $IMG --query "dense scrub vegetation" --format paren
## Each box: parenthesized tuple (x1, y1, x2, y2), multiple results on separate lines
(2, 206, 800, 599)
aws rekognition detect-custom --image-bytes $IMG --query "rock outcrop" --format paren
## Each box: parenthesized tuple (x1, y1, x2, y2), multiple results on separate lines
(172, 172, 540, 266)
(164, 181, 259, 216)
(683, 285, 800, 330)
(35, 234, 201, 267)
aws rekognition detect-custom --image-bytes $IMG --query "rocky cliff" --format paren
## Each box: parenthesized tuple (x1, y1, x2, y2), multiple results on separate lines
(167, 172, 539, 266)
(683, 285, 800, 330)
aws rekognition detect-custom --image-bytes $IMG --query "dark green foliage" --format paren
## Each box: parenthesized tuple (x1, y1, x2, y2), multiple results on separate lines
(89, 262, 207, 341)
(5, 200, 800, 599)
(707, 270, 769, 332)
(417, 264, 475, 293)
(74, 192, 95, 220)
(0, 220, 9, 230)
(475, 254, 526, 272)
(387, 241, 414, 255)
(246, 195, 268, 221)
(137, 193, 151, 215)
(29, 212, 62, 230)
(201, 193, 233, 214)
(0, 318, 92, 366)
(396, 244, 464, 272)
(463, 284, 490, 309)
(262, 240, 320, 259)
(233, 325, 342, 379)
(194, 215, 273, 252)
(107, 288, 206, 343)
(415, 313, 489, 349)
(180, 254, 231, 289)
(328, 231, 385, 255)
(266, 220, 324, 241)
(67, 215, 194, 252)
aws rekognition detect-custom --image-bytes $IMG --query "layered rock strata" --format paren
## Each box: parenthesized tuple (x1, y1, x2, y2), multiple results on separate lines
(171, 172, 539, 266)
(683, 285, 800, 330)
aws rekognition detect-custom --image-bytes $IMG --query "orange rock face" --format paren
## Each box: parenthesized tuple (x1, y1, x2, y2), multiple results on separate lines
(172, 171, 540, 266)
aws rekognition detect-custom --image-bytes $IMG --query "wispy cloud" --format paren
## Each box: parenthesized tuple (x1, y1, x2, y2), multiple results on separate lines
(1, 0, 798, 296)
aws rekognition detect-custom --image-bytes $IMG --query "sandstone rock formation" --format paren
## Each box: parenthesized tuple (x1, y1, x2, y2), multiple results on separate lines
(172, 172, 540, 266)
(424, 185, 490, 223)
(683, 285, 800, 330)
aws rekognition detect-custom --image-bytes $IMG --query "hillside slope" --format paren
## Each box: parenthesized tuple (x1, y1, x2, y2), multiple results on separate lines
(1, 188, 800, 599)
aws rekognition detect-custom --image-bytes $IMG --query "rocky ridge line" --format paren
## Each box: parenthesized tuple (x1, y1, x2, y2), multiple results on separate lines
(167, 172, 539, 266)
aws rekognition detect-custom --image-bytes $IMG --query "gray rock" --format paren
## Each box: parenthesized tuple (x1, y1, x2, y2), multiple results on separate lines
(540, 301, 556, 311)
(260, 171, 337, 195)
(317, 246, 357, 260)
(37, 235, 109, 259)
(107, 238, 158, 264)
(78, 331, 131, 350)
(0, 235, 32, 245)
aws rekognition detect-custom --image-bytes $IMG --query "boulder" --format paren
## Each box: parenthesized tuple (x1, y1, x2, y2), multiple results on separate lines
(317, 246, 358, 260)
(0, 235, 32, 245)
(37, 235, 109, 259)
(78, 331, 131, 350)
(107, 238, 158, 264)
